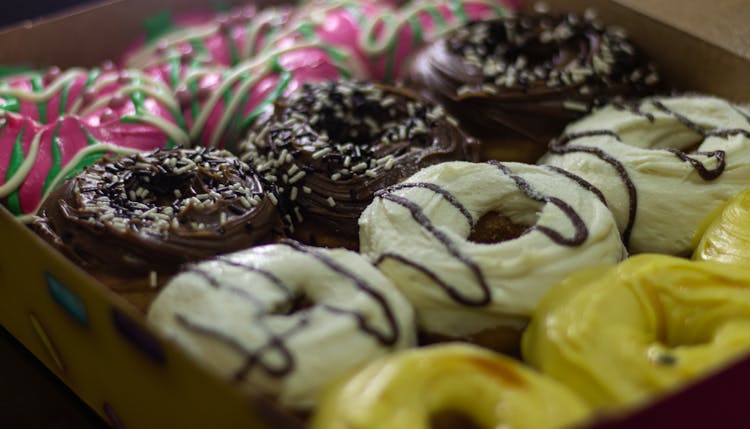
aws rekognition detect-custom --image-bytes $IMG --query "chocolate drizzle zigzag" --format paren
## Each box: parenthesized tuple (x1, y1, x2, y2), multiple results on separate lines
(373, 161, 601, 307)
(375, 192, 491, 306)
(487, 161, 588, 246)
(171, 240, 402, 381)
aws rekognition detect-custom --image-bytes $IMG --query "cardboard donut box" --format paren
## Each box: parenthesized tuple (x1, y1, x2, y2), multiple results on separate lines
(0, 0, 749, 427)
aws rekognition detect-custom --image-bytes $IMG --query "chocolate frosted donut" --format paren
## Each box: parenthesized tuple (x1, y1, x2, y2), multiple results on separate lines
(35, 147, 283, 278)
(408, 12, 660, 162)
(240, 79, 477, 249)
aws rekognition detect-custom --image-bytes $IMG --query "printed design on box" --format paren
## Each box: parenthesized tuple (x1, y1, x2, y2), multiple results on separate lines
(28, 312, 65, 374)
(103, 402, 127, 429)
(112, 307, 166, 365)
(45, 272, 89, 325)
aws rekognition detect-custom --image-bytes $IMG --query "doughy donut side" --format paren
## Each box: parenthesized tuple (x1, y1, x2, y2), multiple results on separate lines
(359, 161, 624, 339)
(147, 241, 416, 410)
(540, 95, 750, 255)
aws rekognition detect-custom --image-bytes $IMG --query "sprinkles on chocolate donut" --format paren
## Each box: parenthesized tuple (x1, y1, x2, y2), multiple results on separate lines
(239, 79, 478, 249)
(408, 11, 661, 162)
(34, 147, 283, 277)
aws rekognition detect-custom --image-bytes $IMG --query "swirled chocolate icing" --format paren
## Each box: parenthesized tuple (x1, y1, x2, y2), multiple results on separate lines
(34, 148, 283, 276)
(239, 79, 477, 249)
(408, 12, 661, 148)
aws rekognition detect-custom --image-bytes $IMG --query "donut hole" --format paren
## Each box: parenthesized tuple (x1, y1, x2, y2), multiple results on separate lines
(271, 293, 315, 316)
(429, 409, 485, 429)
(468, 211, 533, 244)
(284, 80, 435, 154)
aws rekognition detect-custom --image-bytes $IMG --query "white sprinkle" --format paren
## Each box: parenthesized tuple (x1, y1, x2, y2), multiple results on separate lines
(294, 206, 304, 223)
(268, 193, 278, 205)
(240, 196, 252, 208)
(220, 212, 227, 225)
(289, 171, 306, 184)
(330, 173, 341, 181)
(351, 162, 368, 172)
(174, 189, 182, 198)
(302, 186, 312, 194)
(290, 186, 298, 201)
(385, 157, 396, 170)
(312, 147, 332, 159)
(563, 100, 589, 112)
(149, 271, 158, 288)
(326, 196, 336, 207)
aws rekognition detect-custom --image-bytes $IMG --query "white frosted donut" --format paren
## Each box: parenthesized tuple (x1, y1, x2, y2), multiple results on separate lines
(539, 95, 750, 255)
(359, 161, 624, 340)
(147, 241, 415, 410)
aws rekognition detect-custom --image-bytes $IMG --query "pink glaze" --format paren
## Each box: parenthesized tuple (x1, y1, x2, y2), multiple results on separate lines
(2, 0, 520, 217)
(0, 66, 188, 215)
(183, 44, 360, 149)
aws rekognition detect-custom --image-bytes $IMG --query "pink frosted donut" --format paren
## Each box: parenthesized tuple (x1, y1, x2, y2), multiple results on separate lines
(0, 66, 189, 217)
(124, 1, 515, 82)
(175, 43, 364, 149)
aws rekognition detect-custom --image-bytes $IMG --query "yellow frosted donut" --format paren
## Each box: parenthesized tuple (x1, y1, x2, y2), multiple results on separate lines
(311, 344, 591, 429)
(693, 188, 750, 265)
(522, 254, 750, 411)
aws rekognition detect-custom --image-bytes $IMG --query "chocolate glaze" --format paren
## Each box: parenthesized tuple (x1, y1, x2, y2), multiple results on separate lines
(408, 13, 661, 149)
(240, 80, 477, 249)
(173, 240, 401, 381)
(549, 129, 638, 245)
(374, 162, 594, 307)
(33, 148, 283, 277)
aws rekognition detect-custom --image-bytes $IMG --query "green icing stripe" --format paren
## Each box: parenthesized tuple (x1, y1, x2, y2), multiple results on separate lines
(4, 127, 26, 215)
(128, 76, 146, 115)
(31, 75, 47, 124)
(42, 124, 63, 193)
(425, 5, 448, 29)
(190, 39, 210, 61)
(168, 56, 181, 89)
(298, 22, 315, 41)
(85, 68, 101, 90)
(450, 0, 469, 23)
(239, 69, 292, 130)
(382, 16, 398, 82)
(144, 10, 175, 44)
(227, 31, 241, 66)
(58, 78, 72, 117)
(408, 15, 424, 48)
(0, 82, 20, 113)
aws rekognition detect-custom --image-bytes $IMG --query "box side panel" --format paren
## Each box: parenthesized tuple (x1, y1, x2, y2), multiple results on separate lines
(0, 208, 302, 429)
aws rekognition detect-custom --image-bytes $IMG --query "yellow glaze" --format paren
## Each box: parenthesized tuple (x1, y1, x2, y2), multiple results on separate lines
(693, 189, 750, 265)
(522, 254, 750, 412)
(311, 343, 591, 429)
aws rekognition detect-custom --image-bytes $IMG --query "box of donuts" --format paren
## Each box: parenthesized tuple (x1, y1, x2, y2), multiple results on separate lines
(1, 0, 749, 427)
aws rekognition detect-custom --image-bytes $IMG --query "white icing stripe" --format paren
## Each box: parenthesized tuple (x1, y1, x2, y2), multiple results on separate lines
(0, 68, 86, 104)
(0, 129, 43, 198)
